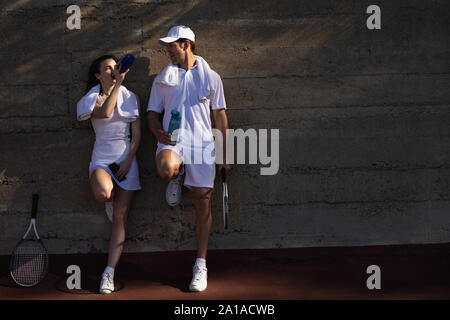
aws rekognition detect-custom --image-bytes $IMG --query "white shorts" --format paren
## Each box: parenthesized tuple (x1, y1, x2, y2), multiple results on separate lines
(156, 143, 216, 189)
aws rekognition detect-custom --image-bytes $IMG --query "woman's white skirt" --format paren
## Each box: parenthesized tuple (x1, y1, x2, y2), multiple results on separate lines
(88, 139, 141, 190)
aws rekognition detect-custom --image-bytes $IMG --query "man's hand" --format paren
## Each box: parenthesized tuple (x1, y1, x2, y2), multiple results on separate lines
(218, 163, 231, 176)
(156, 129, 173, 145)
(213, 109, 230, 176)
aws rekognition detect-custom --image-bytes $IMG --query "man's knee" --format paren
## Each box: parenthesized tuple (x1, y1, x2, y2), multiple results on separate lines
(194, 188, 212, 202)
(156, 150, 181, 181)
(158, 165, 176, 181)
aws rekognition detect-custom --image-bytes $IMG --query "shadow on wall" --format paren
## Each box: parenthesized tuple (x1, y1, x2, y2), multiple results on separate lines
(0, 0, 449, 253)
(0, 0, 312, 253)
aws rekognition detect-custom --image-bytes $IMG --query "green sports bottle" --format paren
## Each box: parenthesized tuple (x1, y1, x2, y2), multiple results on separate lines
(167, 110, 181, 146)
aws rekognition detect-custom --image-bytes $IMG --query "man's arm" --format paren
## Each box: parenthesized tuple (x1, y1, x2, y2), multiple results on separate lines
(212, 109, 230, 172)
(147, 111, 172, 145)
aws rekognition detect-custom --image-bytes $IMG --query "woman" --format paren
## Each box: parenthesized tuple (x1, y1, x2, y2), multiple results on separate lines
(77, 55, 141, 294)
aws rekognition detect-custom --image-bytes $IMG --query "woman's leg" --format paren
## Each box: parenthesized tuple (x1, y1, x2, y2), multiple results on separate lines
(106, 186, 134, 269)
(90, 168, 114, 202)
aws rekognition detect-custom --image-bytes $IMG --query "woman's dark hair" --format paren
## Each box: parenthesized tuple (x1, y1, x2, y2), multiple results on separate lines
(86, 55, 119, 93)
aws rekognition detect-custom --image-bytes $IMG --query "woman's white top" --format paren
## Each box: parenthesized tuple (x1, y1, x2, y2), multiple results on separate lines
(77, 87, 141, 190)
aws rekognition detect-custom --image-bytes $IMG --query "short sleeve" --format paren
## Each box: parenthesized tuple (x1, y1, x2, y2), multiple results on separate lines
(76, 94, 98, 121)
(147, 80, 164, 113)
(210, 71, 226, 110)
(123, 91, 140, 122)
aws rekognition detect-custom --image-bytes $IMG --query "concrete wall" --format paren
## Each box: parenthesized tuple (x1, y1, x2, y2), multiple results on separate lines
(0, 0, 449, 254)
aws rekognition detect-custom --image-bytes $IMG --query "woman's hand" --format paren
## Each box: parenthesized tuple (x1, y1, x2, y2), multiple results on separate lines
(116, 157, 133, 181)
(112, 63, 130, 84)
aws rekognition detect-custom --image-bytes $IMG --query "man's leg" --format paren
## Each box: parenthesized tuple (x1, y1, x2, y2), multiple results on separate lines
(192, 187, 213, 259)
(156, 148, 184, 206)
(188, 187, 212, 292)
(156, 149, 182, 181)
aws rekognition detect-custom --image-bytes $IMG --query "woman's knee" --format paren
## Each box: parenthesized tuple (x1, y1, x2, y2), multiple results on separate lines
(111, 189, 133, 224)
(94, 188, 112, 202)
(91, 169, 114, 202)
(111, 206, 128, 224)
(92, 182, 113, 202)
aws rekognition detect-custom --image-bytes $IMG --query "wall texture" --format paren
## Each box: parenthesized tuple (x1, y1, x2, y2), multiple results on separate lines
(0, 0, 449, 254)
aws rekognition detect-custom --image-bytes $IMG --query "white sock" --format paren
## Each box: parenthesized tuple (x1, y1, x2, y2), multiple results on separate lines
(195, 258, 206, 269)
(103, 266, 115, 277)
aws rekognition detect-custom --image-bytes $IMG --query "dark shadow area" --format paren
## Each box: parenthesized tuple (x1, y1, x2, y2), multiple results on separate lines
(0, 244, 449, 299)
(116, 259, 191, 293)
(0, 0, 449, 263)
(54, 277, 124, 295)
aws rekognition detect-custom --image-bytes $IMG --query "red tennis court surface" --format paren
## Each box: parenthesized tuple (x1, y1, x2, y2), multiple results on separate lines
(1, 243, 450, 300)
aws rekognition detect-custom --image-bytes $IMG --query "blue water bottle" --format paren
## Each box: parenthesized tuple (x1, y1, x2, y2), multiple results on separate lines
(119, 54, 135, 73)
(167, 110, 181, 146)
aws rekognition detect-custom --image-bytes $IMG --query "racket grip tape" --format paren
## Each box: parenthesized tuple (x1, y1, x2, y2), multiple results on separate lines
(221, 167, 226, 183)
(31, 194, 39, 219)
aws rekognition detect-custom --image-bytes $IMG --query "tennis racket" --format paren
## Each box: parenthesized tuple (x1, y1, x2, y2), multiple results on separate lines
(221, 167, 228, 229)
(10, 194, 49, 287)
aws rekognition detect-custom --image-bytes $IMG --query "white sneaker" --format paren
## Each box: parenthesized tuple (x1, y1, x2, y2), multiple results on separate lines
(99, 272, 114, 294)
(166, 165, 184, 207)
(105, 200, 113, 222)
(189, 264, 208, 292)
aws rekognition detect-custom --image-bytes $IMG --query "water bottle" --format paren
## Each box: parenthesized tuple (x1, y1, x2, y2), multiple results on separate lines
(119, 54, 135, 73)
(167, 110, 181, 146)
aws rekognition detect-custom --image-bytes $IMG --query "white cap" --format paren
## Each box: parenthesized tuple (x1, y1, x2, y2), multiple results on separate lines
(158, 25, 195, 46)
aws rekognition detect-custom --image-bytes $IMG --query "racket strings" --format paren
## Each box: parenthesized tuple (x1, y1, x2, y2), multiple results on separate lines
(10, 241, 48, 286)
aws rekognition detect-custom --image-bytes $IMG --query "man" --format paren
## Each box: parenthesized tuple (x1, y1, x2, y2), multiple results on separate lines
(147, 25, 230, 292)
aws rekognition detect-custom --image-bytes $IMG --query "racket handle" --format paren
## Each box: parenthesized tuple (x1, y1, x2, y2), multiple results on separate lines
(221, 167, 226, 182)
(31, 194, 39, 219)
